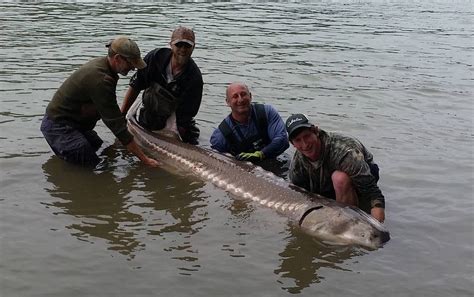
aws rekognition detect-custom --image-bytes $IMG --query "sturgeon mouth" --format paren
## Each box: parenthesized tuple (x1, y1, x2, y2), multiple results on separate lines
(378, 230, 391, 245)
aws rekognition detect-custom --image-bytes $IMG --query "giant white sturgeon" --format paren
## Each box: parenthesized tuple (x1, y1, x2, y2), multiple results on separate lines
(126, 101, 390, 249)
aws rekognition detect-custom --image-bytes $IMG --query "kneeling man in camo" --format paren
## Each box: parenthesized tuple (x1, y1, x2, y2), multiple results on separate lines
(286, 114, 386, 223)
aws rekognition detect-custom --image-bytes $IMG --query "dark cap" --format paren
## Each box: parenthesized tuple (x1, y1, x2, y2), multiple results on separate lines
(170, 26, 195, 47)
(106, 36, 147, 69)
(286, 114, 313, 139)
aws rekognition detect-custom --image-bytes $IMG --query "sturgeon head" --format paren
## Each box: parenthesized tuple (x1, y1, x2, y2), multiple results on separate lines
(299, 204, 390, 249)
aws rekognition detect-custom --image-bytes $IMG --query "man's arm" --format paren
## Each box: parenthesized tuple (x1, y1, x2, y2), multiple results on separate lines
(210, 127, 230, 153)
(176, 76, 203, 127)
(126, 139, 160, 167)
(261, 105, 289, 158)
(121, 86, 140, 114)
(89, 74, 158, 167)
(288, 153, 312, 192)
(371, 207, 385, 223)
(121, 49, 158, 114)
(338, 148, 385, 211)
(175, 72, 203, 144)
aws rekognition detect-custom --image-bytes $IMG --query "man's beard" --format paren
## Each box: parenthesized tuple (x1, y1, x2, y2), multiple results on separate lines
(174, 55, 189, 66)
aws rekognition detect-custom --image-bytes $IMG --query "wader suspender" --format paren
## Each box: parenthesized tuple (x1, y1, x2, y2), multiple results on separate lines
(218, 103, 269, 156)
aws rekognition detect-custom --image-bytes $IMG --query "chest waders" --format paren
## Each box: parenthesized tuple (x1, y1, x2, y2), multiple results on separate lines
(139, 82, 180, 131)
(218, 103, 269, 156)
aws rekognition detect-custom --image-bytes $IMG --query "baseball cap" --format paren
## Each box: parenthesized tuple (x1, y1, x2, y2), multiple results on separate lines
(106, 36, 147, 69)
(286, 114, 313, 139)
(170, 26, 195, 47)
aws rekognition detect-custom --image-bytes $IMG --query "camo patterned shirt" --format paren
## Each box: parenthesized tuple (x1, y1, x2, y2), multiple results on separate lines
(289, 129, 385, 211)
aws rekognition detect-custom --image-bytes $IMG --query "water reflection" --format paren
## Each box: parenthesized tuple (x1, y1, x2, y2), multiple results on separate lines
(143, 175, 208, 275)
(275, 226, 364, 294)
(42, 152, 208, 265)
(42, 156, 145, 257)
(135, 170, 208, 237)
(225, 186, 363, 293)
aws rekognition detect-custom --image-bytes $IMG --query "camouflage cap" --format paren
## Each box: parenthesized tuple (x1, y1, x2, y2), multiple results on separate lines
(170, 26, 195, 47)
(106, 36, 146, 69)
(286, 114, 313, 139)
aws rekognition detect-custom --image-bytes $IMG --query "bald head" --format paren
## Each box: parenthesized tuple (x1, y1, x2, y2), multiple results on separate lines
(226, 82, 250, 101)
(225, 82, 253, 122)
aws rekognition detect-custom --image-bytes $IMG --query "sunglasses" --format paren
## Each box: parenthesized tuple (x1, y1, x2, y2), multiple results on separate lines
(174, 42, 193, 49)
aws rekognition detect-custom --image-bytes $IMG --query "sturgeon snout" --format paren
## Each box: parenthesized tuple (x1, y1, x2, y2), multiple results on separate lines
(299, 205, 390, 249)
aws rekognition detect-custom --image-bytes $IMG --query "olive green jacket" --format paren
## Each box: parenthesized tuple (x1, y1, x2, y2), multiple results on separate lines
(46, 57, 132, 145)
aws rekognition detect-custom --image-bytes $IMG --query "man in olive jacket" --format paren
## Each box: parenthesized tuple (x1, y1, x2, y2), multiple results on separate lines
(40, 36, 159, 167)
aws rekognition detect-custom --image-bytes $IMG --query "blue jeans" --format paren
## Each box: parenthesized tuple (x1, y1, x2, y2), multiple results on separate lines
(40, 115, 103, 167)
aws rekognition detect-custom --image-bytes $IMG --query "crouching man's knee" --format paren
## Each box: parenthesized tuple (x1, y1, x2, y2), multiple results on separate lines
(331, 171, 352, 191)
(331, 171, 358, 206)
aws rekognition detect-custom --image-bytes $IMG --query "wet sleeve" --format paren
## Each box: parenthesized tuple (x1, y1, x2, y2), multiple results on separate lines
(176, 72, 203, 128)
(92, 75, 133, 145)
(210, 128, 230, 153)
(288, 155, 312, 192)
(261, 105, 289, 158)
(338, 149, 385, 208)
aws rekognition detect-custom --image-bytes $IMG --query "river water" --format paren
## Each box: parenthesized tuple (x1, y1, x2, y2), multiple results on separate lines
(1, 1, 473, 296)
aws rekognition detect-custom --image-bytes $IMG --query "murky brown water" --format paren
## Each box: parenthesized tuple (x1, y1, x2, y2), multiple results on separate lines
(1, 1, 473, 296)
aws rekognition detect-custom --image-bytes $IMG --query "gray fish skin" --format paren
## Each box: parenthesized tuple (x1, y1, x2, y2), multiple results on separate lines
(127, 114, 390, 250)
